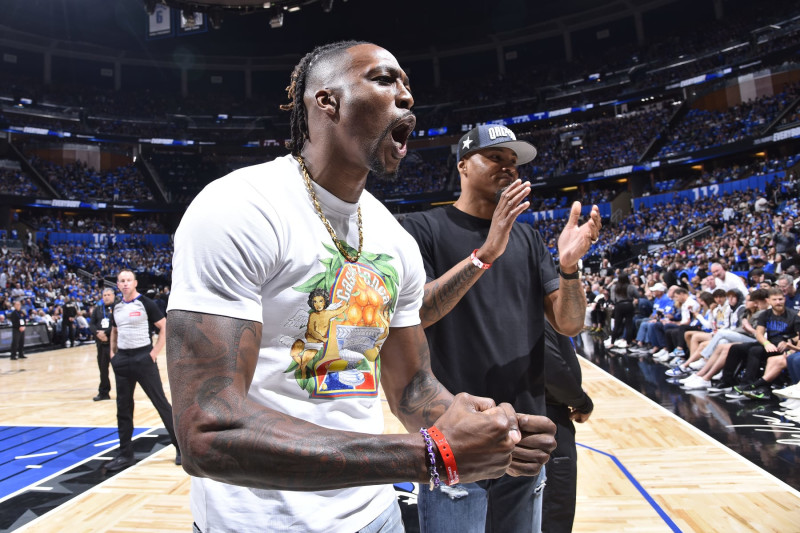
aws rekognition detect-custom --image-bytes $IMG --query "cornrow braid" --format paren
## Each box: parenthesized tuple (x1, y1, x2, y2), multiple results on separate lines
(280, 40, 368, 156)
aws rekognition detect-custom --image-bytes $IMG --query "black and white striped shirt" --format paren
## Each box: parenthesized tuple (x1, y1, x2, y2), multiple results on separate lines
(111, 294, 164, 350)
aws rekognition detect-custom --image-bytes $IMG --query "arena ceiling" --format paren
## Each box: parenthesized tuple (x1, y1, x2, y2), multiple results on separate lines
(2, 0, 694, 60)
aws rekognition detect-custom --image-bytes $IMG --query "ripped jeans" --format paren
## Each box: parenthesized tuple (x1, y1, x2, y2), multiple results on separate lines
(417, 467, 546, 533)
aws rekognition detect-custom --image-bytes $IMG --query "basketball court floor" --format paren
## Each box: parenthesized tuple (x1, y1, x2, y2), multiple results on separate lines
(2, 339, 799, 532)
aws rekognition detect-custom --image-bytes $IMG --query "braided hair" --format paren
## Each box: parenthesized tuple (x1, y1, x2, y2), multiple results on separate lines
(280, 40, 368, 156)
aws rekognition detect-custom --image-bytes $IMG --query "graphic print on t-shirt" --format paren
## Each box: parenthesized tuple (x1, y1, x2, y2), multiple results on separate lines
(285, 244, 398, 399)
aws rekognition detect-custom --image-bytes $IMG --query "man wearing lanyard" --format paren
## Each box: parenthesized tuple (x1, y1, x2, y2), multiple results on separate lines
(89, 287, 116, 401)
(104, 269, 179, 471)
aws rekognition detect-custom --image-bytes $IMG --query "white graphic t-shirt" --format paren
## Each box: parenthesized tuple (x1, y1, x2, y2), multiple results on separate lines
(168, 154, 424, 533)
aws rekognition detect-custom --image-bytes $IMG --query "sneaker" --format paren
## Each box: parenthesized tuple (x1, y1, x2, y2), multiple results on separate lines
(104, 455, 135, 471)
(683, 377, 711, 390)
(603, 338, 613, 349)
(725, 391, 748, 400)
(688, 359, 706, 371)
(652, 348, 668, 359)
(712, 371, 723, 381)
(708, 381, 734, 393)
(773, 384, 800, 400)
(654, 352, 673, 363)
(93, 394, 111, 402)
(613, 339, 629, 349)
(665, 366, 690, 377)
(630, 346, 651, 354)
(780, 399, 800, 410)
(667, 356, 686, 367)
(672, 347, 685, 358)
(733, 383, 758, 395)
(679, 374, 698, 384)
(743, 386, 772, 401)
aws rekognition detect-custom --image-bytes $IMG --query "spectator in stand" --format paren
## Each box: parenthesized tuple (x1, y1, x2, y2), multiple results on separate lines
(777, 273, 800, 312)
(604, 273, 639, 350)
(717, 287, 800, 399)
(62, 296, 80, 347)
(707, 262, 748, 296)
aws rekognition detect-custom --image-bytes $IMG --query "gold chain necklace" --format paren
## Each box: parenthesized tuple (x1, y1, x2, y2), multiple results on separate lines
(296, 155, 363, 263)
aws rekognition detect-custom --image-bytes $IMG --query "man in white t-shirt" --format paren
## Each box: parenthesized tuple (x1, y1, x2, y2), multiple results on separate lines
(166, 41, 556, 533)
(708, 262, 748, 296)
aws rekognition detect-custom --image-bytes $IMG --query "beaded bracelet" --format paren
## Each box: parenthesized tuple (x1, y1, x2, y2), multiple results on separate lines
(419, 427, 441, 491)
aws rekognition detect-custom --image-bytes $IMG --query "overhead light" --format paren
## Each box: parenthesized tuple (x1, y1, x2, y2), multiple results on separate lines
(269, 12, 284, 28)
(287, 5, 301, 12)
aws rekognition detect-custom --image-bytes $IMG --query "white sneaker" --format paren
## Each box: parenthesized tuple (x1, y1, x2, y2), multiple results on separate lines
(683, 377, 711, 390)
(603, 338, 613, 349)
(773, 384, 800, 400)
(667, 356, 686, 367)
(779, 399, 800, 410)
(679, 374, 697, 384)
(652, 348, 668, 359)
(613, 339, 628, 349)
(688, 359, 706, 371)
(712, 371, 723, 381)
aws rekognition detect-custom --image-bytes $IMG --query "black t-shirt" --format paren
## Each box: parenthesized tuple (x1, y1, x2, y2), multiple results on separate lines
(754, 307, 800, 344)
(402, 205, 559, 417)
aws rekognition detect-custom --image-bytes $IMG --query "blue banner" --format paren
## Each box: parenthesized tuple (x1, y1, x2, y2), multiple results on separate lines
(37, 232, 171, 246)
(632, 171, 783, 210)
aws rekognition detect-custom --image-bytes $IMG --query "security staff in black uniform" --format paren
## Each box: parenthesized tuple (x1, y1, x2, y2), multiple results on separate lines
(89, 287, 116, 401)
(9, 299, 27, 360)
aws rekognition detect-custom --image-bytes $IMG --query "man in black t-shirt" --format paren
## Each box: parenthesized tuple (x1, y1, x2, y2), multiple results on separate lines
(103, 269, 179, 472)
(402, 124, 601, 533)
(719, 287, 800, 398)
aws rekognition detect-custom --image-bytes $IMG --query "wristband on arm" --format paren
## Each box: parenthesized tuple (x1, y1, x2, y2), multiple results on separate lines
(428, 425, 460, 486)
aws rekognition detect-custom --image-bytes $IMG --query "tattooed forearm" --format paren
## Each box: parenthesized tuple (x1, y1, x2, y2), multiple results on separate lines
(420, 260, 484, 327)
(552, 278, 587, 336)
(398, 369, 452, 428)
(166, 310, 428, 490)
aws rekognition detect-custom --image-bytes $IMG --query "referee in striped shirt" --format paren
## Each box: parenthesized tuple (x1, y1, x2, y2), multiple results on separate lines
(104, 269, 180, 471)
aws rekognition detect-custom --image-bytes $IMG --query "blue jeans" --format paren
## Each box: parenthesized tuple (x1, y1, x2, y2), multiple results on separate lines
(418, 467, 547, 533)
(787, 352, 800, 384)
(700, 330, 754, 359)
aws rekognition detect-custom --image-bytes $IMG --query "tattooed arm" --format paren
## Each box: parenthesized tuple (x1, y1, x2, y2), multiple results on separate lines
(417, 179, 532, 328)
(166, 311, 520, 490)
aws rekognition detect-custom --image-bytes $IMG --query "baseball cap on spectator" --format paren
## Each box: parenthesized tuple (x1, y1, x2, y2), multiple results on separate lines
(457, 125, 537, 165)
(651, 283, 667, 292)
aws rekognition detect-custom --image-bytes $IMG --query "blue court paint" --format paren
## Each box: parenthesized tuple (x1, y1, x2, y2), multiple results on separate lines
(577, 442, 682, 533)
(0, 426, 151, 500)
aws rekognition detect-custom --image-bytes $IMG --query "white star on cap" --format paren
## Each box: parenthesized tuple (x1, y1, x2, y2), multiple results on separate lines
(462, 137, 473, 150)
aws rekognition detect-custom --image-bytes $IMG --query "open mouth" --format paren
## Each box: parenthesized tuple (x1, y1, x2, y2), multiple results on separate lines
(390, 115, 416, 158)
